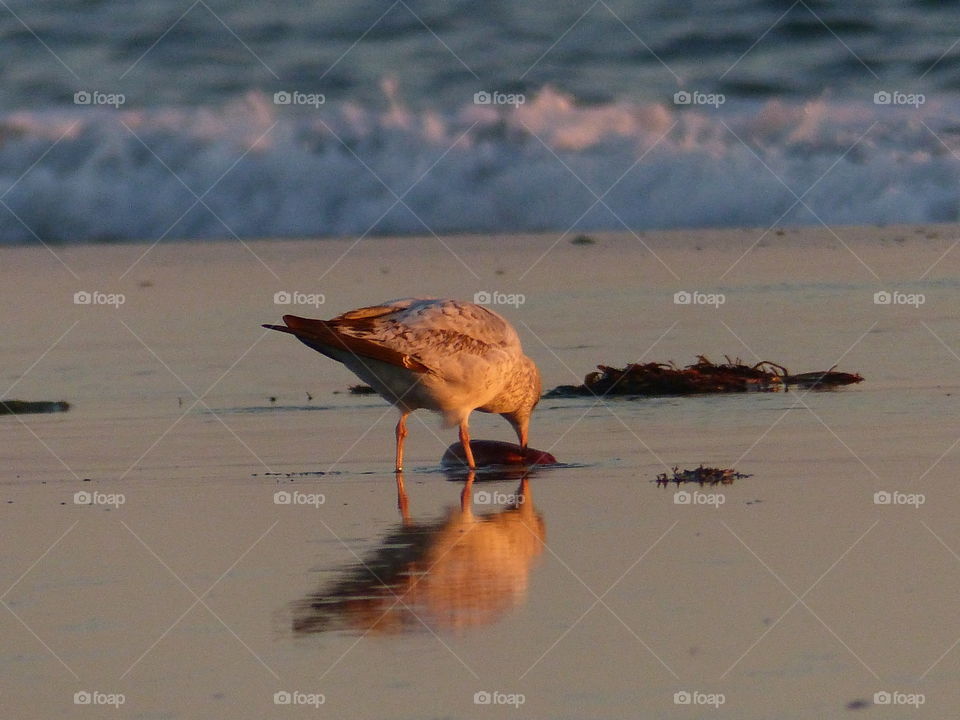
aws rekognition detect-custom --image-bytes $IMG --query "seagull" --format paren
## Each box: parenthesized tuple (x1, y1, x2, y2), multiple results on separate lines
(263, 297, 542, 471)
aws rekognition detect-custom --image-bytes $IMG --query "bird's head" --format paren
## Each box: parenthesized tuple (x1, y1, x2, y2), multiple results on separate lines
(501, 357, 541, 449)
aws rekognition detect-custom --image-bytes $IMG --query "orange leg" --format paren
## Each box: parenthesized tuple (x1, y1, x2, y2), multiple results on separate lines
(458, 421, 476, 469)
(395, 412, 409, 472)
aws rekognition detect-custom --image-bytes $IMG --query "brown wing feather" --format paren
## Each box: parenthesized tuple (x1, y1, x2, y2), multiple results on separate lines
(333, 305, 401, 322)
(265, 315, 431, 373)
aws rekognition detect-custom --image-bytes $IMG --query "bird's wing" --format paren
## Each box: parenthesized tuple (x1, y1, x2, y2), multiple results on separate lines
(332, 298, 520, 364)
(264, 298, 519, 379)
(263, 314, 432, 373)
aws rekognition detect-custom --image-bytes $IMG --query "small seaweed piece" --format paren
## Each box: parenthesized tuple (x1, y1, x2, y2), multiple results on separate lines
(0, 400, 70, 415)
(656, 465, 752, 486)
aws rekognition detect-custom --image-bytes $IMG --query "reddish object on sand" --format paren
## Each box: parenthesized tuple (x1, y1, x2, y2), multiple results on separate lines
(441, 440, 557, 468)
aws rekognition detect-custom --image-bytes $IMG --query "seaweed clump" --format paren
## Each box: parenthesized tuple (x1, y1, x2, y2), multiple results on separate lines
(547, 355, 863, 398)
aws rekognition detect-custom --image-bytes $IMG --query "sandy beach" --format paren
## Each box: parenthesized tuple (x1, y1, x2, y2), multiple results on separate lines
(3, 226, 960, 718)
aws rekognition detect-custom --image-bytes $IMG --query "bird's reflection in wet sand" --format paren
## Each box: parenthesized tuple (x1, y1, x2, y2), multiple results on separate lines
(292, 471, 544, 635)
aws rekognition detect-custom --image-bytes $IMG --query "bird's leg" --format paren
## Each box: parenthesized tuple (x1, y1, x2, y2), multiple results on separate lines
(458, 421, 476, 469)
(395, 412, 409, 472)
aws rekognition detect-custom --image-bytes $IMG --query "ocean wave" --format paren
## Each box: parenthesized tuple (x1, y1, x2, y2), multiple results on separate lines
(1, 87, 958, 244)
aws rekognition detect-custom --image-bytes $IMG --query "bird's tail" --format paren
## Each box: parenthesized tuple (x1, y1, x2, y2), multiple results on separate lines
(262, 315, 431, 373)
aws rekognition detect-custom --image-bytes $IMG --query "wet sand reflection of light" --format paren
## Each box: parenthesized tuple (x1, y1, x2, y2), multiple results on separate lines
(293, 473, 544, 635)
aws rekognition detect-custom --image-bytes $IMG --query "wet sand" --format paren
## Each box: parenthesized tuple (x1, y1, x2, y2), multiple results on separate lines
(3, 226, 960, 718)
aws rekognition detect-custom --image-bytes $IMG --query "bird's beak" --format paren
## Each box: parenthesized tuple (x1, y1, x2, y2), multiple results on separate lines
(503, 411, 530, 449)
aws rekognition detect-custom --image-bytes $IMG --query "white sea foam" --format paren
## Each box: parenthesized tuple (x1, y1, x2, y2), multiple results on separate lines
(1, 87, 957, 244)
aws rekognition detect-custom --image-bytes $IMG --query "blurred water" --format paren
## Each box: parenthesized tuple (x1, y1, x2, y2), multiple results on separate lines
(1, 0, 958, 242)
(2, 0, 957, 108)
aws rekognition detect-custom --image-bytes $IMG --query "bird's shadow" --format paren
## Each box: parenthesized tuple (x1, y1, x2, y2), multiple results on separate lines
(290, 472, 545, 635)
